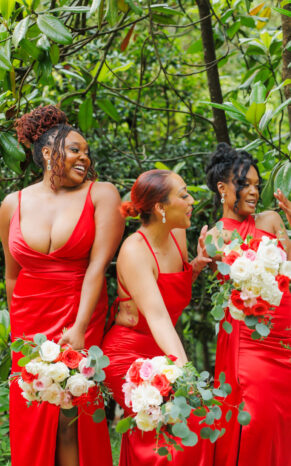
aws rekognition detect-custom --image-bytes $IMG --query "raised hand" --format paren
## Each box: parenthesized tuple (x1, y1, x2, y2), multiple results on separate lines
(274, 189, 291, 226)
(191, 225, 212, 281)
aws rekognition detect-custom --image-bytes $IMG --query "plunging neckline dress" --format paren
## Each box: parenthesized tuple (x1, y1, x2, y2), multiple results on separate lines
(102, 231, 214, 465)
(9, 182, 112, 466)
(213, 215, 291, 466)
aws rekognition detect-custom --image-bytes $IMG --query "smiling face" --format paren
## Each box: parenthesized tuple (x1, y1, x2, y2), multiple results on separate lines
(219, 165, 260, 220)
(43, 130, 91, 187)
(162, 173, 194, 228)
(62, 131, 91, 185)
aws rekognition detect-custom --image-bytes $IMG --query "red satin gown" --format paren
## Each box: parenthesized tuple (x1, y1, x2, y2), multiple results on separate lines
(9, 183, 112, 466)
(213, 215, 291, 466)
(102, 231, 213, 466)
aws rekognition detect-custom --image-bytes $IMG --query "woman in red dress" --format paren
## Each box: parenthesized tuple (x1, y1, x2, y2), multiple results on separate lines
(0, 105, 124, 466)
(102, 169, 213, 465)
(206, 143, 291, 466)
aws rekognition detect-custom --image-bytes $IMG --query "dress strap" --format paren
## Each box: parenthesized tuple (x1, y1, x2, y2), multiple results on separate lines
(137, 230, 161, 273)
(117, 275, 132, 298)
(170, 232, 184, 264)
(18, 190, 22, 203)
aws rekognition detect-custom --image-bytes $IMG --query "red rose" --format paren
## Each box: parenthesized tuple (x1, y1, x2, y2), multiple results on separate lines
(60, 348, 84, 369)
(128, 361, 143, 385)
(72, 386, 101, 413)
(231, 290, 245, 310)
(249, 238, 261, 252)
(250, 297, 269, 316)
(217, 272, 230, 284)
(240, 243, 249, 251)
(167, 355, 177, 362)
(152, 374, 172, 397)
(223, 251, 240, 266)
(21, 367, 38, 383)
(276, 275, 290, 293)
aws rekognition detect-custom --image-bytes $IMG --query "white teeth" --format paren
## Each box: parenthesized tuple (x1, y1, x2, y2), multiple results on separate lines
(74, 165, 85, 172)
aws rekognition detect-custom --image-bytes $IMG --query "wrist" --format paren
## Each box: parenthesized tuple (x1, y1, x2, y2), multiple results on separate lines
(72, 321, 87, 334)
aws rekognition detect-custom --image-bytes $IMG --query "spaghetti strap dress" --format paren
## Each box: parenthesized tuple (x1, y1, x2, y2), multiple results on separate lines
(213, 215, 291, 466)
(9, 182, 113, 466)
(102, 231, 213, 465)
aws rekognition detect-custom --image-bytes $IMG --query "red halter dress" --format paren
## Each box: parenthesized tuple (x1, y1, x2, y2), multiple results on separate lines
(213, 215, 291, 466)
(102, 231, 213, 465)
(8, 183, 112, 466)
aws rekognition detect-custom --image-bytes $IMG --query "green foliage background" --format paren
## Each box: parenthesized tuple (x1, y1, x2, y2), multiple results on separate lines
(0, 0, 290, 463)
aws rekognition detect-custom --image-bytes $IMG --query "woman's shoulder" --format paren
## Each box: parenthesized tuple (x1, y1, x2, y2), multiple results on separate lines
(91, 180, 120, 196)
(117, 231, 153, 270)
(255, 210, 282, 234)
(1, 191, 19, 214)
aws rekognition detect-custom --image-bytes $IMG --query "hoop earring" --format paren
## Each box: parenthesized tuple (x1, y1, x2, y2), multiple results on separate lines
(162, 212, 166, 224)
(47, 159, 51, 171)
(221, 193, 225, 204)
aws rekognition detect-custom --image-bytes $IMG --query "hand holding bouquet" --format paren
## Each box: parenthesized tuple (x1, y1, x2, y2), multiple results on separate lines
(11, 333, 110, 423)
(116, 355, 247, 460)
(208, 225, 291, 338)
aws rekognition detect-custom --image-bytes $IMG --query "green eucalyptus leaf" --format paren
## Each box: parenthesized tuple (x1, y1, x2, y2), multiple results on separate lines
(33, 333, 47, 346)
(92, 408, 106, 423)
(116, 416, 133, 433)
(237, 411, 251, 426)
(222, 321, 233, 334)
(217, 262, 230, 276)
(255, 322, 270, 337)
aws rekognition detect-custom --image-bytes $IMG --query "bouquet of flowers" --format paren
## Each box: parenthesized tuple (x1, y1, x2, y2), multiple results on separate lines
(208, 226, 291, 338)
(11, 333, 110, 423)
(116, 355, 248, 460)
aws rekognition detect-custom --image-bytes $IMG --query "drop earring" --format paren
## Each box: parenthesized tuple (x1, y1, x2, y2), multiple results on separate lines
(162, 212, 166, 224)
(221, 193, 225, 204)
(47, 159, 51, 171)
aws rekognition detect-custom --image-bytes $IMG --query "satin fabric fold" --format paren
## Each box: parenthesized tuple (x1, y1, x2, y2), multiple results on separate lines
(102, 232, 213, 465)
(9, 184, 112, 466)
(213, 215, 291, 466)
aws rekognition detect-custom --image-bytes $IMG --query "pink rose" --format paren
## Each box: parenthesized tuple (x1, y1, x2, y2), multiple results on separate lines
(78, 358, 95, 378)
(140, 361, 154, 381)
(280, 249, 287, 262)
(244, 249, 256, 261)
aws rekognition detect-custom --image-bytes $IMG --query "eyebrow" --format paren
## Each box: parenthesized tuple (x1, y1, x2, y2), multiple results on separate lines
(178, 185, 187, 193)
(66, 142, 89, 149)
(245, 177, 259, 182)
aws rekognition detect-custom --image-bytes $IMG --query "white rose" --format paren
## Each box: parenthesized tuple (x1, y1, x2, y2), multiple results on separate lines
(162, 365, 183, 383)
(230, 257, 253, 283)
(257, 241, 282, 270)
(40, 340, 60, 362)
(131, 384, 163, 413)
(22, 390, 39, 402)
(261, 285, 282, 307)
(66, 374, 94, 397)
(228, 301, 245, 321)
(25, 361, 48, 376)
(150, 356, 168, 374)
(251, 261, 264, 276)
(18, 379, 33, 392)
(48, 362, 70, 383)
(135, 410, 157, 432)
(279, 261, 291, 279)
(40, 383, 62, 405)
(32, 376, 52, 392)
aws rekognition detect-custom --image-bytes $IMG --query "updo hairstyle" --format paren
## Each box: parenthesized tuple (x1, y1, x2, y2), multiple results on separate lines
(206, 142, 261, 212)
(15, 105, 95, 187)
(121, 170, 173, 224)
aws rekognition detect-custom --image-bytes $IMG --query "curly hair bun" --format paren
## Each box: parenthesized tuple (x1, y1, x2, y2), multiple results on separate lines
(15, 105, 68, 145)
(120, 201, 139, 219)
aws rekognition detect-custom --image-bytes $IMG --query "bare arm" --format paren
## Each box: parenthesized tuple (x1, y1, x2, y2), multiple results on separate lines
(265, 208, 291, 260)
(59, 182, 125, 349)
(118, 239, 188, 367)
(0, 194, 22, 310)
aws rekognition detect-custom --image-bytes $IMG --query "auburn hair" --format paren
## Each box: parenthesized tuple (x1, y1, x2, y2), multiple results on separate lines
(15, 105, 96, 188)
(121, 169, 172, 224)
